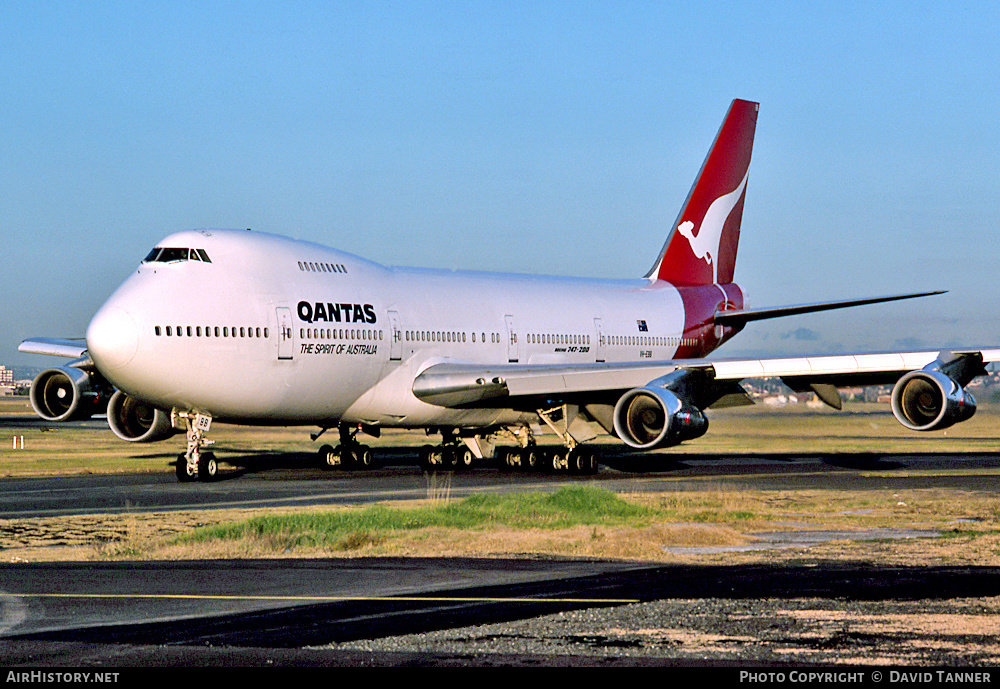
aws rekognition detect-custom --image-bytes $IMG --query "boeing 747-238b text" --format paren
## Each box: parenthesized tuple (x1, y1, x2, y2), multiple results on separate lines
(20, 100, 1000, 481)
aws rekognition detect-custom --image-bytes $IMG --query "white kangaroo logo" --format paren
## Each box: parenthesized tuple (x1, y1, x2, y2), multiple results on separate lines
(676, 169, 749, 283)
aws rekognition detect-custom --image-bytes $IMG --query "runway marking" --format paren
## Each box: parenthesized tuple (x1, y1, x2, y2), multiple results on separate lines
(12, 592, 639, 604)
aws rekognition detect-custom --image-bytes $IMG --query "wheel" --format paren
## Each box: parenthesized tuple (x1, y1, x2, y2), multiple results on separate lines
(340, 445, 358, 468)
(548, 449, 569, 472)
(570, 448, 598, 474)
(496, 447, 518, 471)
(318, 444, 339, 469)
(455, 447, 475, 470)
(420, 445, 443, 471)
(355, 445, 376, 469)
(175, 454, 197, 482)
(439, 446, 458, 469)
(495, 448, 511, 471)
(524, 447, 542, 472)
(197, 451, 218, 481)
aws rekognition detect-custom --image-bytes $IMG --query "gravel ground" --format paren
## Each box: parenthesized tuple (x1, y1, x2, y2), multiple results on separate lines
(321, 596, 1000, 666)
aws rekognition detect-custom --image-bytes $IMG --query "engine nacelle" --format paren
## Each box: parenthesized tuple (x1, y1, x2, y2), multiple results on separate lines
(29, 367, 110, 422)
(613, 386, 709, 450)
(890, 369, 977, 431)
(106, 389, 177, 442)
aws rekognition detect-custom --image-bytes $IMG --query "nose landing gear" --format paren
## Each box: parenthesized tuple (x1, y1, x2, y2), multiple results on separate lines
(175, 412, 218, 482)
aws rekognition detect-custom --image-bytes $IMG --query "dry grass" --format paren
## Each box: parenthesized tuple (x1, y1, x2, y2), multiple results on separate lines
(3, 485, 999, 566)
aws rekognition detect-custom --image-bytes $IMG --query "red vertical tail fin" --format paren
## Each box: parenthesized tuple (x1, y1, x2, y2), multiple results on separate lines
(647, 99, 758, 285)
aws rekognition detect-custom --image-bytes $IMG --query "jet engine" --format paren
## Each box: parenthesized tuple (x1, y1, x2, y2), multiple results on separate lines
(106, 389, 177, 442)
(890, 369, 977, 431)
(29, 367, 110, 422)
(612, 386, 709, 450)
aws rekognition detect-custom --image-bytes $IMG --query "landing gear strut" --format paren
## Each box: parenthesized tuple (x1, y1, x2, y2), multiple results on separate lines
(175, 412, 218, 482)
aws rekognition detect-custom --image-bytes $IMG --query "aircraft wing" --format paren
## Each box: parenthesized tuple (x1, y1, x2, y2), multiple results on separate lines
(412, 348, 1000, 409)
(18, 338, 89, 360)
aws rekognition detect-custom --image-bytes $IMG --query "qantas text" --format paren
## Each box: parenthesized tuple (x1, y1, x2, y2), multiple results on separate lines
(298, 301, 377, 324)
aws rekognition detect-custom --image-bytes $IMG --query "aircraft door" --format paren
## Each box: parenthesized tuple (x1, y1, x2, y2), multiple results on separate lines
(504, 314, 518, 363)
(594, 317, 606, 362)
(388, 310, 402, 361)
(276, 307, 294, 360)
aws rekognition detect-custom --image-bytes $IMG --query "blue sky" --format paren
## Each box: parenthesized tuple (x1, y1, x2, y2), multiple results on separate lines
(5, 2, 1000, 371)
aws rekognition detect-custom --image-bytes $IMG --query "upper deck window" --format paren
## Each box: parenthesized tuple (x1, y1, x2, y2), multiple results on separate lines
(143, 247, 212, 263)
(298, 260, 348, 273)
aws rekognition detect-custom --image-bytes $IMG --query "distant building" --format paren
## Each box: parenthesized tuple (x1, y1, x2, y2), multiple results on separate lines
(0, 366, 13, 395)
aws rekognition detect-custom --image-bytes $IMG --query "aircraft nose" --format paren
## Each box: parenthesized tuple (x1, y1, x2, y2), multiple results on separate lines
(86, 305, 139, 370)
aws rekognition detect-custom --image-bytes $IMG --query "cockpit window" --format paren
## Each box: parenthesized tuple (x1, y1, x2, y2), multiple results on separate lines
(142, 247, 212, 263)
(157, 248, 189, 262)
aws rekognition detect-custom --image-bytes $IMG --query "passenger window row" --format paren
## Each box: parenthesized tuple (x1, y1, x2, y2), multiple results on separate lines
(528, 333, 590, 346)
(154, 325, 268, 338)
(301, 328, 383, 341)
(404, 331, 503, 344)
(605, 335, 692, 347)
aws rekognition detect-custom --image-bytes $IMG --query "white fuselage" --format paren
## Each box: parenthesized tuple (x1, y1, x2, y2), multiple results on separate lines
(85, 229, 726, 429)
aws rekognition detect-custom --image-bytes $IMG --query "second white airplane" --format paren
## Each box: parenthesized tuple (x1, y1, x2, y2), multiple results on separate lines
(21, 99, 999, 481)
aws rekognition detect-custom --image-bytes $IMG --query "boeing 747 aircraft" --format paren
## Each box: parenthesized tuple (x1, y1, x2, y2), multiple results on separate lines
(20, 100, 1000, 481)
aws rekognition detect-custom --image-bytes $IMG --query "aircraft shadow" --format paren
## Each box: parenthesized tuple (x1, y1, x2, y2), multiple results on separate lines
(162, 447, 1000, 480)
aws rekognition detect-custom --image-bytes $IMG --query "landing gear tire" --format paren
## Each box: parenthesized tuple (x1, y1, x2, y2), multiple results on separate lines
(420, 445, 444, 472)
(176, 454, 197, 482)
(355, 445, 376, 469)
(339, 445, 358, 468)
(318, 444, 339, 469)
(197, 452, 219, 482)
(455, 447, 475, 470)
(569, 448, 598, 475)
(523, 447, 543, 472)
(496, 447, 520, 471)
(440, 446, 458, 469)
(548, 448, 569, 472)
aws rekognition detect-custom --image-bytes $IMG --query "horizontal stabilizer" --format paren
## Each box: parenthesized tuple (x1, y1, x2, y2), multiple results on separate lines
(714, 290, 946, 327)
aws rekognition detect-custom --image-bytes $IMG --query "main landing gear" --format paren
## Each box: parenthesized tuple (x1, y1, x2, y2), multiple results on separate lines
(414, 427, 473, 471)
(419, 443, 597, 474)
(417, 427, 599, 475)
(418, 445, 475, 471)
(493, 445, 599, 475)
(313, 424, 600, 475)
(175, 412, 219, 482)
(317, 423, 378, 470)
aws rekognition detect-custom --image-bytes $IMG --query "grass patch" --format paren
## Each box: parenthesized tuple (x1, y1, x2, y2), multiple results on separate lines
(181, 486, 651, 552)
(8, 485, 1000, 564)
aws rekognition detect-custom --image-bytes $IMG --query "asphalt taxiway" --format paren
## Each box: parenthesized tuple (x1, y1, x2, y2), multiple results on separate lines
(5, 558, 1000, 666)
(3, 448, 1000, 519)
